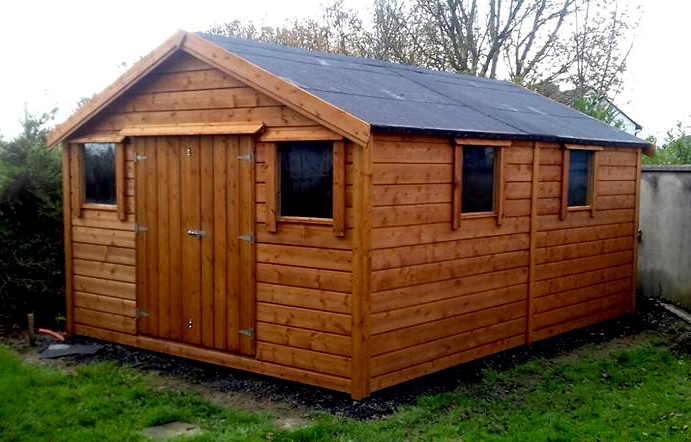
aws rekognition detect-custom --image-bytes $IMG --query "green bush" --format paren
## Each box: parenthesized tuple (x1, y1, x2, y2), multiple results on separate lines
(0, 112, 64, 327)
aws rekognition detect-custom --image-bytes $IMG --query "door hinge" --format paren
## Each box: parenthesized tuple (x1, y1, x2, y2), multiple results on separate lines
(136, 309, 150, 318)
(134, 224, 148, 234)
(237, 152, 254, 162)
(238, 328, 254, 338)
(134, 153, 147, 162)
(238, 234, 254, 243)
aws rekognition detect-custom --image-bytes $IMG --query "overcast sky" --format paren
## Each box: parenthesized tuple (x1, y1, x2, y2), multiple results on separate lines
(0, 0, 688, 142)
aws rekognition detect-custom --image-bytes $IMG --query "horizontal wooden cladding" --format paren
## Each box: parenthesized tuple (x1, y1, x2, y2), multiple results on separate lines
(373, 250, 529, 292)
(372, 283, 527, 334)
(372, 267, 528, 313)
(599, 165, 637, 181)
(73, 275, 136, 300)
(131, 68, 246, 93)
(532, 302, 630, 342)
(597, 150, 639, 166)
(372, 216, 530, 249)
(74, 307, 136, 334)
(535, 263, 631, 297)
(535, 277, 631, 314)
(256, 342, 351, 377)
(72, 243, 135, 265)
(598, 180, 636, 196)
(256, 303, 351, 335)
(372, 184, 451, 206)
(256, 322, 351, 356)
(155, 52, 218, 73)
(372, 301, 525, 356)
(371, 158, 540, 185)
(536, 195, 635, 216)
(372, 233, 529, 271)
(74, 291, 136, 317)
(595, 194, 635, 210)
(256, 243, 352, 272)
(534, 290, 630, 331)
(72, 210, 134, 231)
(372, 163, 451, 185)
(538, 209, 634, 231)
(536, 222, 633, 248)
(373, 142, 452, 164)
(256, 283, 350, 314)
(73, 259, 135, 283)
(114, 88, 278, 113)
(534, 250, 632, 282)
(85, 107, 315, 134)
(371, 203, 450, 227)
(371, 334, 524, 392)
(371, 318, 526, 377)
(257, 263, 351, 293)
(256, 223, 351, 250)
(535, 236, 633, 265)
(73, 324, 350, 393)
(72, 227, 135, 248)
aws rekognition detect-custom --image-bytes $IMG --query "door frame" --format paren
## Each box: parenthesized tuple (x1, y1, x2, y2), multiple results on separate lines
(132, 134, 256, 356)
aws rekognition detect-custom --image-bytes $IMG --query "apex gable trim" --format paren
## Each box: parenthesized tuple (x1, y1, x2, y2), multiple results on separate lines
(48, 31, 371, 147)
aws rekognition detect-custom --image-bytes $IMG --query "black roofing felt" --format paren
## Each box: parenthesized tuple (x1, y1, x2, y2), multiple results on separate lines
(199, 33, 649, 148)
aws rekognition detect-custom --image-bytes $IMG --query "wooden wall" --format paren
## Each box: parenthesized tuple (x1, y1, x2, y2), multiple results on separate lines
(67, 50, 355, 393)
(70, 144, 137, 336)
(368, 134, 532, 391)
(531, 144, 637, 342)
(367, 135, 639, 393)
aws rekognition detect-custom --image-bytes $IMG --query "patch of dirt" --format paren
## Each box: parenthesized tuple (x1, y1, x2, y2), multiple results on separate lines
(2, 296, 691, 421)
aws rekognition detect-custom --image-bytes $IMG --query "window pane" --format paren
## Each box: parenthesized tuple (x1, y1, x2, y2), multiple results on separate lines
(462, 147, 495, 213)
(83, 143, 116, 205)
(568, 150, 592, 206)
(279, 141, 333, 218)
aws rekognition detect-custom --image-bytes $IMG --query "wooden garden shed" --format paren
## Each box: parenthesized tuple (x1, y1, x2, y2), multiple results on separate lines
(48, 30, 653, 400)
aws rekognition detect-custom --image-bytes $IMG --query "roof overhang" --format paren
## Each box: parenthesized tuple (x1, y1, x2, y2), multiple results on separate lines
(48, 30, 371, 147)
(372, 124, 656, 154)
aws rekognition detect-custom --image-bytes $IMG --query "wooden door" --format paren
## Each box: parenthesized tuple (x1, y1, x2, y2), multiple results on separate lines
(134, 135, 255, 355)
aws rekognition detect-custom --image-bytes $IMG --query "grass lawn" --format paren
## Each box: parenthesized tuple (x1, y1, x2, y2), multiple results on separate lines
(2, 332, 691, 441)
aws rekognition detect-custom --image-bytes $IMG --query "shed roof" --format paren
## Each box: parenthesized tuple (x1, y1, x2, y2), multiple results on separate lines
(200, 33, 648, 149)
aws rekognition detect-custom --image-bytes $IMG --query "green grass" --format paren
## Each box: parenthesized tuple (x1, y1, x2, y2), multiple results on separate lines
(3, 334, 691, 441)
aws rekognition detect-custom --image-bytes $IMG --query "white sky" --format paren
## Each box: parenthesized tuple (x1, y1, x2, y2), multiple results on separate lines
(0, 0, 688, 142)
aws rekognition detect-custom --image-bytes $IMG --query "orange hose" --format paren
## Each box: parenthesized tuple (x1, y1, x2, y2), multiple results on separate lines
(37, 328, 66, 342)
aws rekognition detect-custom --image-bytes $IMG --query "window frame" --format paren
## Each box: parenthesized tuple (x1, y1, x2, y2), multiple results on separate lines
(265, 139, 345, 237)
(452, 139, 510, 230)
(69, 139, 126, 221)
(560, 144, 602, 220)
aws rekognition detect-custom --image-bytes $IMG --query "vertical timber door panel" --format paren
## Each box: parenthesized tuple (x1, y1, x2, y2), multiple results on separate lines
(200, 136, 215, 348)
(181, 136, 202, 345)
(168, 138, 183, 342)
(238, 136, 256, 356)
(135, 135, 254, 355)
(156, 137, 171, 339)
(145, 137, 159, 338)
(226, 136, 241, 351)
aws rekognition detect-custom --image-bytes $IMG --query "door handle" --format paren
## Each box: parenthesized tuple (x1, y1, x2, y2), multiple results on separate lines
(187, 229, 205, 238)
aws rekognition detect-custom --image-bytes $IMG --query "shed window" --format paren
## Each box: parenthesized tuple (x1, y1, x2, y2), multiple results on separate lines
(82, 143, 116, 205)
(567, 150, 593, 206)
(462, 147, 496, 213)
(278, 141, 333, 219)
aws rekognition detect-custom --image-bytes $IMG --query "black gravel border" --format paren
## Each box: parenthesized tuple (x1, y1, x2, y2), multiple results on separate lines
(3, 296, 687, 420)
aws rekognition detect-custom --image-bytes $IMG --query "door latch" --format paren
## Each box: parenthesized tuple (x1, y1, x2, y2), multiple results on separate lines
(187, 229, 205, 238)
